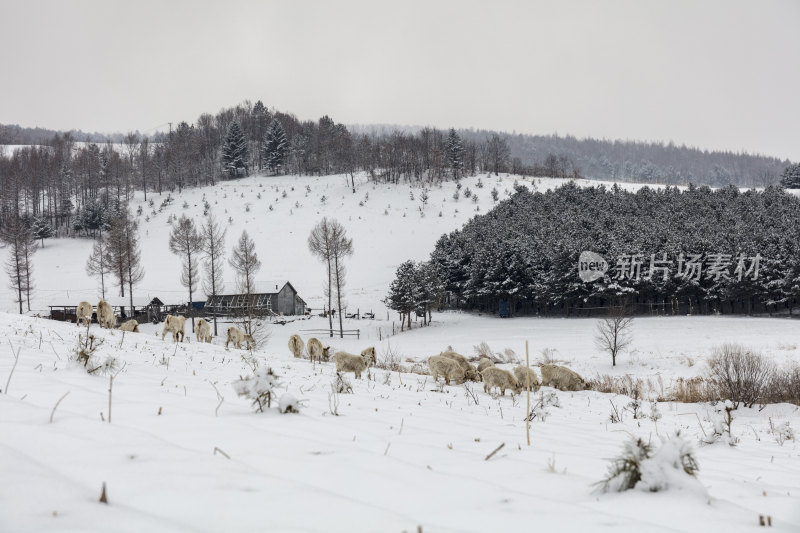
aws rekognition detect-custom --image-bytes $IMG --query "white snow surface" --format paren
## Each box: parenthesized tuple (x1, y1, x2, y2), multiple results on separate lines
(0, 172, 799, 531)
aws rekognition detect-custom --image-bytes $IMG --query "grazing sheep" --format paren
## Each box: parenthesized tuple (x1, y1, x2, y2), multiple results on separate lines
(428, 355, 466, 385)
(161, 314, 186, 342)
(360, 346, 377, 366)
(226, 326, 254, 349)
(288, 334, 304, 358)
(513, 365, 540, 391)
(481, 367, 522, 396)
(307, 337, 330, 363)
(76, 301, 93, 327)
(477, 357, 495, 372)
(440, 351, 479, 381)
(333, 351, 370, 379)
(540, 364, 590, 391)
(97, 299, 116, 329)
(195, 318, 212, 343)
(118, 319, 139, 333)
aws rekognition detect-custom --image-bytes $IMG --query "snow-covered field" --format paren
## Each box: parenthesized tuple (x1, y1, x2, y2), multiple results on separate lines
(1, 172, 799, 531)
(1, 312, 799, 532)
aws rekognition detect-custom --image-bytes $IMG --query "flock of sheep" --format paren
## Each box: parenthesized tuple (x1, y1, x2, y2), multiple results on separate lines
(429, 351, 590, 394)
(288, 334, 377, 379)
(287, 333, 590, 395)
(74, 300, 255, 350)
(74, 302, 589, 396)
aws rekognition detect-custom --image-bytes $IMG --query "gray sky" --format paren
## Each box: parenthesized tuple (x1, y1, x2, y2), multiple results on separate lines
(1, 0, 798, 160)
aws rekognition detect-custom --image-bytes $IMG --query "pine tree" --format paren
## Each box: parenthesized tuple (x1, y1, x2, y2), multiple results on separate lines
(446, 128, 465, 179)
(264, 120, 288, 174)
(780, 163, 800, 189)
(387, 260, 418, 330)
(222, 120, 249, 177)
(31, 216, 54, 247)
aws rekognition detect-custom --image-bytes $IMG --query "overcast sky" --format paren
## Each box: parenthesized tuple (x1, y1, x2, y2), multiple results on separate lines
(1, 0, 798, 160)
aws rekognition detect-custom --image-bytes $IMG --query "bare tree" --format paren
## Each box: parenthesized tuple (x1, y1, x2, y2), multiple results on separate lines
(329, 220, 353, 337)
(308, 218, 334, 334)
(229, 230, 261, 335)
(200, 214, 226, 336)
(106, 209, 144, 315)
(86, 236, 111, 299)
(169, 215, 202, 331)
(2, 216, 36, 313)
(595, 304, 634, 366)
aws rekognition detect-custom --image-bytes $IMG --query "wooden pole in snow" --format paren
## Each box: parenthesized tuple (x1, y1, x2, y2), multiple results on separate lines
(526, 340, 531, 446)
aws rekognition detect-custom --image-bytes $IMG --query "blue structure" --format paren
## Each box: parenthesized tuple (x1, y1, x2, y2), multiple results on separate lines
(498, 299, 510, 318)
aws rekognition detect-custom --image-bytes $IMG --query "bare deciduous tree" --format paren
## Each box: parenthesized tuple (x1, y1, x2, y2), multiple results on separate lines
(169, 215, 202, 331)
(229, 230, 261, 336)
(86, 236, 111, 299)
(595, 305, 634, 366)
(308, 218, 334, 334)
(105, 209, 144, 314)
(200, 214, 225, 336)
(308, 218, 353, 338)
(2, 216, 37, 313)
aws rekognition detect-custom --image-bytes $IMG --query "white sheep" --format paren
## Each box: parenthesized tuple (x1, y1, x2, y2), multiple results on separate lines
(477, 357, 495, 373)
(195, 318, 212, 343)
(427, 355, 466, 385)
(440, 351, 479, 381)
(118, 319, 139, 333)
(481, 367, 521, 396)
(97, 299, 116, 329)
(333, 351, 370, 379)
(360, 346, 377, 366)
(76, 301, 93, 327)
(307, 337, 330, 363)
(288, 334, 304, 358)
(513, 365, 540, 391)
(161, 314, 186, 342)
(226, 326, 254, 349)
(540, 364, 590, 391)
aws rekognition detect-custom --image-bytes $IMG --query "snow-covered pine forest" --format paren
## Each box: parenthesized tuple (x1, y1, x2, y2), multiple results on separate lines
(393, 182, 800, 317)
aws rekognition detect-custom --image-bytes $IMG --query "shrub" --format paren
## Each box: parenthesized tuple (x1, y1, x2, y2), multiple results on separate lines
(232, 366, 281, 412)
(598, 433, 699, 493)
(705, 344, 774, 408)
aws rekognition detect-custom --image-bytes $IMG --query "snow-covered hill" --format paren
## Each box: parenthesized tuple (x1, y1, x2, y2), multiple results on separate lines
(2, 173, 799, 531)
(3, 172, 642, 316)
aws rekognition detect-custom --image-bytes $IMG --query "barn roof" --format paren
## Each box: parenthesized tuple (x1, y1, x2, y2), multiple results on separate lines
(216, 280, 296, 296)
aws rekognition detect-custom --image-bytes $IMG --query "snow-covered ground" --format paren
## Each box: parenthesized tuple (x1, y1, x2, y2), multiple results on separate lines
(1, 312, 798, 532)
(1, 172, 799, 531)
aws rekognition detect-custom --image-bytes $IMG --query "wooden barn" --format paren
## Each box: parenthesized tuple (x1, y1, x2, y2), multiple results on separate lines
(205, 281, 306, 316)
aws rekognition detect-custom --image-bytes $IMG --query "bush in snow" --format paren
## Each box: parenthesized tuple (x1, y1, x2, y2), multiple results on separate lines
(770, 420, 794, 446)
(333, 372, 354, 394)
(72, 333, 119, 376)
(705, 344, 774, 408)
(279, 394, 302, 414)
(597, 432, 699, 493)
(232, 366, 281, 412)
(704, 400, 739, 446)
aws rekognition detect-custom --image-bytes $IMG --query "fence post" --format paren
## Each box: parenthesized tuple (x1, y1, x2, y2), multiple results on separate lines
(357, 329, 360, 340)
